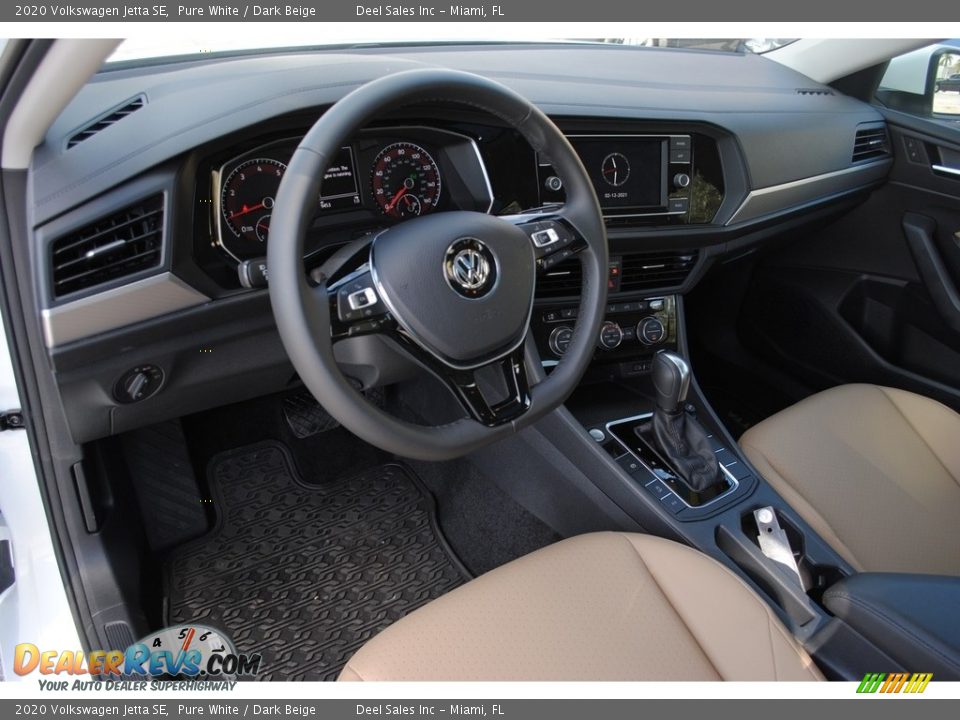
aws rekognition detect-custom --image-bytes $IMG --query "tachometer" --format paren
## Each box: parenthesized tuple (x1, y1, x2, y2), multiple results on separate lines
(220, 158, 286, 246)
(371, 142, 441, 219)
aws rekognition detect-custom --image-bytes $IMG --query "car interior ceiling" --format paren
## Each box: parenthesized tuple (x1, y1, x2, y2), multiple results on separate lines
(2, 39, 960, 681)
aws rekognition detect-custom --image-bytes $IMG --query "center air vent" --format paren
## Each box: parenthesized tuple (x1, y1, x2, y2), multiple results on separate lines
(66, 95, 145, 150)
(536, 259, 583, 298)
(620, 250, 699, 292)
(535, 250, 699, 299)
(852, 125, 890, 163)
(50, 195, 164, 299)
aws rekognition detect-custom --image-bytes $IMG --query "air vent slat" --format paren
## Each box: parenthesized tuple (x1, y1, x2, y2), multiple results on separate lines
(52, 208, 164, 256)
(54, 239, 160, 275)
(535, 260, 583, 298)
(53, 249, 161, 290)
(852, 124, 891, 163)
(534, 250, 699, 299)
(66, 95, 145, 150)
(620, 250, 699, 293)
(50, 195, 164, 298)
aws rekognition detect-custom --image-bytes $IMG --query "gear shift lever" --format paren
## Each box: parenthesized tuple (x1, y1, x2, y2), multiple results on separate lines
(649, 351, 721, 493)
(652, 351, 691, 414)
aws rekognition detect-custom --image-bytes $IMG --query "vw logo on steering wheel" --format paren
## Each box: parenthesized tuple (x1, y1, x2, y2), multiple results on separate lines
(444, 238, 498, 298)
(453, 249, 488, 289)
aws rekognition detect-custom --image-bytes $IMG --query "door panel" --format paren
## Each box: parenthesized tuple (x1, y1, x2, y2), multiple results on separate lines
(740, 113, 960, 411)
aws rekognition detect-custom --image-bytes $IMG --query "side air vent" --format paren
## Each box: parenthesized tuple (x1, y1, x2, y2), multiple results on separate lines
(852, 125, 890, 163)
(796, 88, 834, 96)
(535, 259, 582, 299)
(620, 250, 699, 292)
(66, 95, 145, 149)
(51, 195, 164, 298)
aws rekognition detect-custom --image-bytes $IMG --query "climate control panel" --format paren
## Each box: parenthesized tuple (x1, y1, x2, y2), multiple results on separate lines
(534, 295, 678, 376)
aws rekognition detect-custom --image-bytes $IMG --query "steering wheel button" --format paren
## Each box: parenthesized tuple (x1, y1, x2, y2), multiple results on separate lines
(531, 228, 560, 247)
(347, 287, 378, 310)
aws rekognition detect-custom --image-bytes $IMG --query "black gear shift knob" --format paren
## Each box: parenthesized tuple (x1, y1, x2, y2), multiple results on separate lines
(652, 350, 691, 414)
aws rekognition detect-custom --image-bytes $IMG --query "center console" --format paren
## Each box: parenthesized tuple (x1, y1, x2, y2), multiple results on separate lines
(533, 292, 678, 378)
(540, 296, 958, 680)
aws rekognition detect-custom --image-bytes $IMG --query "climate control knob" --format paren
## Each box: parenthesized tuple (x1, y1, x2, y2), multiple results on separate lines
(548, 325, 574, 356)
(598, 321, 624, 350)
(637, 316, 666, 346)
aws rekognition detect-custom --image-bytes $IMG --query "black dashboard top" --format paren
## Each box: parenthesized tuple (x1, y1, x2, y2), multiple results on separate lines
(33, 44, 884, 227)
(33, 42, 896, 445)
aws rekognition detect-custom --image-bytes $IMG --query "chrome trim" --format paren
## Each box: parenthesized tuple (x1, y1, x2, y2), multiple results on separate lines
(347, 287, 378, 311)
(604, 412, 741, 511)
(464, 131, 495, 214)
(726, 160, 891, 225)
(598, 321, 624, 350)
(932, 164, 960, 178)
(531, 228, 560, 247)
(42, 273, 209, 347)
(657, 351, 691, 405)
(445, 239, 496, 296)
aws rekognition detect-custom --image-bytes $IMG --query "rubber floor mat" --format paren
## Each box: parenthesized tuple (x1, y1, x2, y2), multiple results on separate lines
(164, 441, 469, 681)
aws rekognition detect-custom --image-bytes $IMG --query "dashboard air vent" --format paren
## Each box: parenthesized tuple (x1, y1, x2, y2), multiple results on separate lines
(66, 95, 145, 149)
(535, 259, 582, 299)
(51, 195, 164, 298)
(620, 250, 699, 292)
(796, 88, 834, 96)
(852, 125, 890, 163)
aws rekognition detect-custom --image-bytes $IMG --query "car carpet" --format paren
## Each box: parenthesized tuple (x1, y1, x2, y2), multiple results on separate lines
(163, 440, 470, 681)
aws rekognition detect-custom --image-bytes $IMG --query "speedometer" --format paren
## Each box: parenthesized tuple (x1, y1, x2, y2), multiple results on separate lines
(371, 142, 442, 219)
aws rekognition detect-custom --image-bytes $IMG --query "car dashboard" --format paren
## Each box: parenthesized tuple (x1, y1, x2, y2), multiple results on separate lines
(29, 44, 893, 443)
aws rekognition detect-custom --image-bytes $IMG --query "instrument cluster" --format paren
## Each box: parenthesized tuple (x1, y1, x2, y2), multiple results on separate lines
(212, 126, 493, 262)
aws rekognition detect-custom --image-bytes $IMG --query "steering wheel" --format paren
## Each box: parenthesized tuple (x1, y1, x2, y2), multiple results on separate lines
(268, 69, 607, 461)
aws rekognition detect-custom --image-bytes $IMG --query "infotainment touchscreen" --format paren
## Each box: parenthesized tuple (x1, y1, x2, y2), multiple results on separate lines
(569, 137, 666, 212)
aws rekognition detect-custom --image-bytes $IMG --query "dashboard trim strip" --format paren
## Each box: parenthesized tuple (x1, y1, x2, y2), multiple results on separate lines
(42, 273, 209, 348)
(727, 159, 891, 225)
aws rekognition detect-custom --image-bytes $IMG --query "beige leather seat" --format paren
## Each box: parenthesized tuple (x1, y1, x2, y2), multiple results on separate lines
(339, 532, 822, 681)
(740, 384, 960, 576)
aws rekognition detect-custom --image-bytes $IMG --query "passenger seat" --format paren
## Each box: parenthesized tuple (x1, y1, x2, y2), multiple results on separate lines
(739, 384, 960, 576)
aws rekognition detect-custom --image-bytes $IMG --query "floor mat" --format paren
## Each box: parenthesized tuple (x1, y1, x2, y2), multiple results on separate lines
(164, 441, 469, 681)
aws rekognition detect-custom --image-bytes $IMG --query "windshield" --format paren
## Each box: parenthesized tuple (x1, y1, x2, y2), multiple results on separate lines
(107, 36, 796, 64)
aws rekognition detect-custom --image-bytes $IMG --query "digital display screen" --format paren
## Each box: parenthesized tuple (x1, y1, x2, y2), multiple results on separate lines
(319, 146, 361, 211)
(571, 138, 665, 211)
